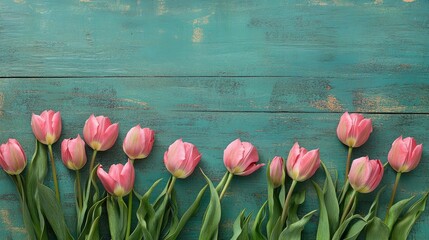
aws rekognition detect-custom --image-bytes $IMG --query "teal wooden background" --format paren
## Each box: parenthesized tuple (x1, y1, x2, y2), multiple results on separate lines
(1, 0, 428, 239)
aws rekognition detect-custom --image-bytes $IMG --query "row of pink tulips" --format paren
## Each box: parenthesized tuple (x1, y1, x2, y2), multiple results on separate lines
(0, 110, 426, 240)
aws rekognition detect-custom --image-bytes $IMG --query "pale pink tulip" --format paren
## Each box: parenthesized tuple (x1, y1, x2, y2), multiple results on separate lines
(164, 139, 201, 178)
(336, 112, 373, 148)
(123, 125, 155, 160)
(97, 160, 135, 197)
(223, 139, 264, 176)
(0, 139, 27, 175)
(83, 115, 119, 151)
(31, 110, 62, 145)
(348, 156, 383, 193)
(61, 135, 87, 170)
(388, 136, 423, 173)
(286, 143, 320, 182)
(269, 156, 284, 187)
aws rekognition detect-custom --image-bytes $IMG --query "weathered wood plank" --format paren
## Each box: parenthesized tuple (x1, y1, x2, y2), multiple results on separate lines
(1, 77, 428, 114)
(0, 80, 428, 239)
(1, 0, 428, 77)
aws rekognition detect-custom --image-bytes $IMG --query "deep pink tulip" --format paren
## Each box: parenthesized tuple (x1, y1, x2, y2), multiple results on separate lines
(336, 112, 373, 148)
(223, 139, 264, 176)
(388, 136, 423, 173)
(0, 139, 27, 175)
(83, 115, 119, 151)
(31, 110, 62, 145)
(269, 156, 284, 188)
(348, 156, 383, 193)
(61, 135, 87, 170)
(123, 125, 155, 160)
(286, 143, 320, 182)
(164, 139, 201, 178)
(97, 159, 135, 197)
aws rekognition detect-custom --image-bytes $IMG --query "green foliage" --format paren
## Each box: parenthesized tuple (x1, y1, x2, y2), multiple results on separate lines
(199, 169, 221, 240)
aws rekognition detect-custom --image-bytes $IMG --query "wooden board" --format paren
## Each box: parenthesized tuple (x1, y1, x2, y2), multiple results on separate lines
(1, 0, 429, 239)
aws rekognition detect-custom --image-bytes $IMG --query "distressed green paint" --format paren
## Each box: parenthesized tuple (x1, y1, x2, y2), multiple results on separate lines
(1, 0, 429, 77)
(1, 0, 429, 239)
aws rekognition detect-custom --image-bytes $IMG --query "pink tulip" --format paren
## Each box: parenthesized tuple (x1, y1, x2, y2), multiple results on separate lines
(286, 143, 320, 182)
(336, 112, 373, 148)
(223, 139, 264, 176)
(31, 110, 62, 145)
(97, 159, 135, 197)
(269, 156, 284, 188)
(388, 136, 423, 173)
(348, 156, 383, 193)
(123, 125, 155, 160)
(61, 135, 87, 170)
(83, 115, 119, 151)
(164, 139, 201, 178)
(0, 139, 27, 175)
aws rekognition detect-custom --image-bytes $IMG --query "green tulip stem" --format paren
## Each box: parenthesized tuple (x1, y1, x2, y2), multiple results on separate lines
(125, 159, 135, 240)
(219, 172, 234, 201)
(340, 190, 357, 224)
(76, 170, 83, 210)
(167, 176, 177, 196)
(15, 174, 25, 201)
(48, 144, 60, 202)
(385, 172, 402, 222)
(89, 150, 98, 173)
(280, 179, 298, 227)
(345, 147, 353, 181)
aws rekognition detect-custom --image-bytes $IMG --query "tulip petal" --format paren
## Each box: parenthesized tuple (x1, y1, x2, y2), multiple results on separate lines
(223, 139, 245, 171)
(239, 163, 265, 176)
(97, 166, 116, 195)
(354, 118, 373, 147)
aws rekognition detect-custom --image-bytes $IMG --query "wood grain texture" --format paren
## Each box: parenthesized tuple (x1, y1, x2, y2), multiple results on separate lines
(1, 0, 429, 239)
(1, 0, 429, 77)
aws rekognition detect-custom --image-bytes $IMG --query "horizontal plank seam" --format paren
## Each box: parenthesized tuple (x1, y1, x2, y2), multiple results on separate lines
(0, 75, 335, 79)
(172, 110, 429, 115)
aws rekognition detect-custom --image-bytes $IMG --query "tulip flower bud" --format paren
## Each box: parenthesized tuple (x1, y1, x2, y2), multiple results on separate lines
(31, 110, 62, 145)
(336, 112, 373, 148)
(83, 114, 119, 151)
(223, 139, 264, 176)
(388, 136, 423, 173)
(97, 159, 135, 197)
(164, 139, 201, 178)
(286, 142, 320, 182)
(269, 156, 284, 188)
(0, 139, 27, 175)
(61, 135, 87, 170)
(348, 156, 383, 193)
(123, 125, 155, 160)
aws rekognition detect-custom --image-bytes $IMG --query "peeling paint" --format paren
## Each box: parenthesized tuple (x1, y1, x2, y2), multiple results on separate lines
(403, 0, 415, 2)
(13, 0, 25, 4)
(311, 95, 343, 112)
(374, 0, 383, 4)
(120, 98, 149, 107)
(0, 210, 26, 233)
(354, 93, 406, 112)
(192, 27, 204, 43)
(157, 0, 168, 15)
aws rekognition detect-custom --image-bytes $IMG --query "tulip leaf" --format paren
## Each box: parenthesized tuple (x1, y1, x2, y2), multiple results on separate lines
(390, 192, 429, 240)
(342, 218, 366, 240)
(107, 196, 127, 240)
(313, 181, 330, 240)
(164, 185, 208, 240)
(365, 186, 385, 221)
(332, 214, 363, 240)
(199, 169, 221, 240)
(130, 179, 162, 240)
(251, 201, 267, 240)
(366, 217, 389, 240)
(266, 166, 282, 236)
(231, 210, 251, 240)
(385, 195, 415, 230)
(278, 210, 317, 240)
(287, 190, 306, 225)
(215, 171, 229, 195)
(151, 179, 171, 240)
(321, 162, 339, 236)
(24, 140, 48, 240)
(37, 183, 73, 240)
(77, 196, 105, 240)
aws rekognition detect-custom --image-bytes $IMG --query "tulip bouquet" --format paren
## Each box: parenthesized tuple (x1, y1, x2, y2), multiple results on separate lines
(0, 110, 428, 240)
